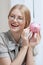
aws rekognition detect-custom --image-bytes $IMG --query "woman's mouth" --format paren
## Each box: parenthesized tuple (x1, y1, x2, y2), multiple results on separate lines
(11, 23, 19, 27)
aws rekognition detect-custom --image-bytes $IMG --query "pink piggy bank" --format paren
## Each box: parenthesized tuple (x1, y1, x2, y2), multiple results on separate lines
(29, 22, 40, 33)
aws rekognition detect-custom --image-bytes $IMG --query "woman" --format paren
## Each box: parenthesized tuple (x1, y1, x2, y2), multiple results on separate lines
(0, 4, 40, 65)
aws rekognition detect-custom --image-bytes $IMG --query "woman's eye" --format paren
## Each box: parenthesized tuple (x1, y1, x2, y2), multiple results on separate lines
(10, 15, 15, 18)
(18, 17, 23, 20)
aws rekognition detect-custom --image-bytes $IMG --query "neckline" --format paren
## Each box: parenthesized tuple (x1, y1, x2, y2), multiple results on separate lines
(8, 30, 21, 46)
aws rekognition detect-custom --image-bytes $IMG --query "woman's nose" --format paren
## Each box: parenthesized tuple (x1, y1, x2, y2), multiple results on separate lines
(14, 17, 18, 22)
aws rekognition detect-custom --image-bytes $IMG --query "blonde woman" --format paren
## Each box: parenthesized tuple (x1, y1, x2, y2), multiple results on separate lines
(0, 4, 40, 65)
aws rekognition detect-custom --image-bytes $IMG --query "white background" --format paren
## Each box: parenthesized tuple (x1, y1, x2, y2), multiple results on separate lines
(0, 0, 43, 65)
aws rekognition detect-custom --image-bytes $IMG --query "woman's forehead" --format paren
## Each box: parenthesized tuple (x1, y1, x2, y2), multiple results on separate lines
(11, 9, 25, 17)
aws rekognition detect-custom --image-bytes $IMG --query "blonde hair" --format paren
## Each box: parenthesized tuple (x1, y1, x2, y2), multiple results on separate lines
(8, 4, 31, 28)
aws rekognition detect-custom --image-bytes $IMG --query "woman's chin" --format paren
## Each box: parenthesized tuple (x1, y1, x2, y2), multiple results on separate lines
(10, 28, 20, 32)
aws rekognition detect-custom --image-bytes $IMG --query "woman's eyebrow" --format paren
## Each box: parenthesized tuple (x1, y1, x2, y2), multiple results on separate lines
(18, 15, 23, 17)
(10, 13, 15, 16)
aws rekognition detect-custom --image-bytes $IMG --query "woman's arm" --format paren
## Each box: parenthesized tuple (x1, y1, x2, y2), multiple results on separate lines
(25, 32, 41, 65)
(26, 47, 35, 65)
(11, 46, 28, 65)
(0, 46, 28, 65)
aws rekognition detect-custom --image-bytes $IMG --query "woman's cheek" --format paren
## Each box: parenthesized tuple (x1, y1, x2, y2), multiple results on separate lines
(19, 23, 25, 30)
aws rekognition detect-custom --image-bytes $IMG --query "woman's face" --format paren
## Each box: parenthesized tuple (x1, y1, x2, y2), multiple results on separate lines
(8, 8, 25, 32)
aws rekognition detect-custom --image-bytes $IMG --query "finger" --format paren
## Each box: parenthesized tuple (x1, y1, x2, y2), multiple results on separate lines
(28, 31, 33, 40)
(35, 33, 41, 44)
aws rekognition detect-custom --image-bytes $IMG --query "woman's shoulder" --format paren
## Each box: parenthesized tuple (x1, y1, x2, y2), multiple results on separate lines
(0, 30, 10, 44)
(0, 30, 10, 38)
(0, 30, 9, 36)
(0, 31, 9, 54)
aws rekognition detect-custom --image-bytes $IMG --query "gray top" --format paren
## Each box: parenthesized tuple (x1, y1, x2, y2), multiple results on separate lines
(0, 30, 25, 65)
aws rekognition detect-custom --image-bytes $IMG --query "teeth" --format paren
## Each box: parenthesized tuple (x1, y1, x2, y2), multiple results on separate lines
(11, 24, 18, 27)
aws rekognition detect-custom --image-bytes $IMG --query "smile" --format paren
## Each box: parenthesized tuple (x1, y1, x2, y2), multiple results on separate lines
(11, 23, 19, 27)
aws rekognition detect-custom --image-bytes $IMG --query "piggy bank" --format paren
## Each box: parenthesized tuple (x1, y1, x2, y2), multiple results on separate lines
(29, 22, 40, 33)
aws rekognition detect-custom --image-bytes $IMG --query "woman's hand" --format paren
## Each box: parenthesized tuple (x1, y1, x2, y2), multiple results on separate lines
(29, 32, 41, 48)
(21, 27, 30, 47)
(21, 26, 41, 48)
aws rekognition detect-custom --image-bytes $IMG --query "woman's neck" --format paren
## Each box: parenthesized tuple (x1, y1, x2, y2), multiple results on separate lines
(10, 31, 22, 42)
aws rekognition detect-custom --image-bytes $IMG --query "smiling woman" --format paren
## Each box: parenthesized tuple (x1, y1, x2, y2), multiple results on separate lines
(8, 9, 26, 32)
(0, 4, 41, 65)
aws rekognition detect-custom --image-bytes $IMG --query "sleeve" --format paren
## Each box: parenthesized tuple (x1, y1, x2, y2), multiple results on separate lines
(0, 36, 10, 58)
